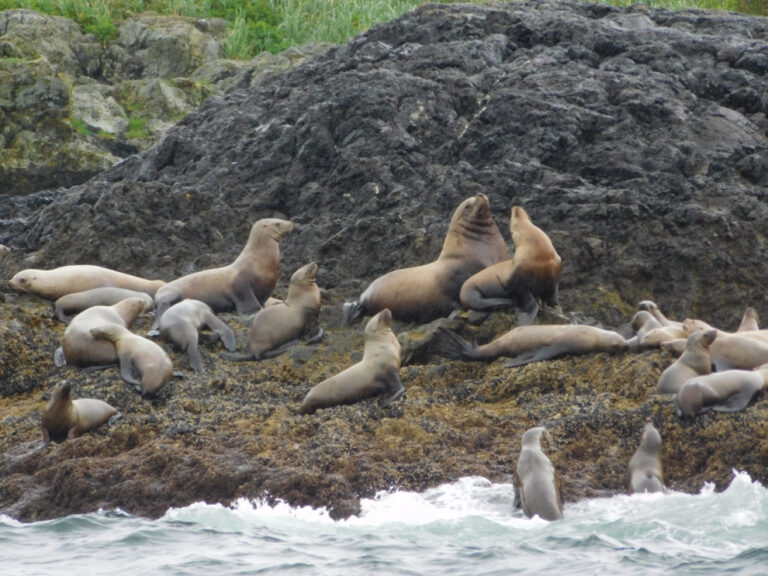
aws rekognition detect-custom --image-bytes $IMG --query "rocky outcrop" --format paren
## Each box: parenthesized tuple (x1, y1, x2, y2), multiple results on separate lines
(1, 1, 768, 521)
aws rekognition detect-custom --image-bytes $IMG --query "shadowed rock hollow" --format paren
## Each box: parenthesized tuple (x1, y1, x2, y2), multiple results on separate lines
(2, 1, 768, 521)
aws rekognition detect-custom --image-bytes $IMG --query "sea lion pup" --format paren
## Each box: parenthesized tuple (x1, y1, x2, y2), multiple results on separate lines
(54, 297, 147, 367)
(9, 264, 165, 300)
(300, 309, 404, 414)
(152, 218, 294, 327)
(625, 422, 664, 494)
(637, 300, 683, 329)
(675, 367, 768, 417)
(738, 307, 760, 332)
(343, 193, 509, 324)
(431, 324, 628, 367)
(222, 262, 322, 362)
(53, 287, 154, 323)
(656, 329, 716, 394)
(459, 205, 562, 325)
(514, 426, 563, 521)
(154, 299, 236, 372)
(41, 381, 118, 443)
(90, 325, 174, 395)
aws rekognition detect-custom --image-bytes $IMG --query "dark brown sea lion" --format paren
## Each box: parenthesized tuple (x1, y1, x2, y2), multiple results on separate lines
(41, 381, 118, 443)
(656, 329, 715, 394)
(675, 368, 768, 417)
(300, 309, 403, 414)
(625, 422, 664, 494)
(343, 194, 509, 323)
(514, 426, 563, 521)
(53, 287, 154, 323)
(460, 205, 561, 325)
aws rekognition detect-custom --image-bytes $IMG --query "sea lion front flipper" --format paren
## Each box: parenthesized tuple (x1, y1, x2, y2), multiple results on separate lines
(258, 339, 302, 359)
(186, 344, 205, 373)
(220, 351, 255, 362)
(231, 277, 263, 315)
(504, 342, 570, 367)
(514, 290, 539, 326)
(202, 312, 237, 352)
(54, 347, 67, 367)
(119, 356, 142, 387)
(378, 365, 405, 408)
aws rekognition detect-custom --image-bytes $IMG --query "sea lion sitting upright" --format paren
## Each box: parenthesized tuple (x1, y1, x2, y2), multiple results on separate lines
(300, 309, 404, 414)
(625, 422, 664, 494)
(675, 367, 768, 417)
(460, 205, 562, 325)
(737, 307, 760, 332)
(343, 194, 509, 324)
(656, 329, 716, 394)
(9, 264, 165, 300)
(514, 426, 563, 521)
(152, 218, 294, 327)
(53, 287, 154, 323)
(222, 262, 323, 361)
(41, 381, 118, 443)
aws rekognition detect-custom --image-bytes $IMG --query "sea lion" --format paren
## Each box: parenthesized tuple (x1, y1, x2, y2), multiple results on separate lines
(343, 194, 509, 324)
(155, 298, 236, 372)
(90, 325, 174, 395)
(627, 311, 687, 352)
(625, 422, 664, 494)
(9, 264, 165, 300)
(300, 309, 404, 414)
(459, 205, 562, 325)
(53, 287, 154, 323)
(737, 307, 760, 332)
(675, 368, 768, 417)
(54, 297, 147, 367)
(431, 324, 628, 367)
(656, 329, 716, 394)
(0, 244, 10, 262)
(637, 300, 683, 329)
(514, 426, 563, 521)
(222, 262, 322, 361)
(41, 381, 118, 443)
(152, 218, 294, 327)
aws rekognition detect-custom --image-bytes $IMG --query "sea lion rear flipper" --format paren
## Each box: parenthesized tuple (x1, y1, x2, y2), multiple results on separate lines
(504, 342, 570, 367)
(713, 388, 759, 412)
(378, 365, 405, 408)
(258, 339, 302, 359)
(54, 347, 67, 367)
(515, 291, 539, 326)
(304, 326, 324, 345)
(187, 344, 205, 373)
(202, 312, 237, 352)
(430, 327, 479, 361)
(120, 357, 142, 387)
(220, 351, 255, 362)
(343, 301, 363, 325)
(231, 282, 263, 315)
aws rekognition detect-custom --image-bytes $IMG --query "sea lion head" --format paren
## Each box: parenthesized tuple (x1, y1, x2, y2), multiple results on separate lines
(675, 381, 703, 417)
(690, 328, 717, 349)
(366, 308, 393, 333)
(631, 310, 656, 331)
(451, 193, 491, 228)
(9, 269, 40, 293)
(251, 218, 295, 242)
(114, 297, 151, 324)
(639, 422, 662, 454)
(54, 380, 73, 401)
(509, 205, 532, 232)
(637, 300, 659, 314)
(521, 426, 547, 448)
(291, 261, 318, 286)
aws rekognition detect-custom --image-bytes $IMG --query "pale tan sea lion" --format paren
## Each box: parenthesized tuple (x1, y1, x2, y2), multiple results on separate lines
(152, 218, 294, 327)
(460, 205, 562, 325)
(0, 244, 10, 262)
(656, 329, 716, 394)
(637, 300, 683, 329)
(41, 381, 118, 443)
(514, 426, 563, 521)
(9, 264, 165, 300)
(343, 194, 509, 324)
(431, 324, 628, 367)
(155, 298, 236, 372)
(222, 262, 323, 362)
(91, 325, 173, 395)
(53, 287, 154, 323)
(625, 422, 664, 494)
(737, 307, 760, 332)
(54, 297, 147, 367)
(627, 311, 688, 352)
(709, 335, 768, 371)
(675, 368, 768, 417)
(300, 309, 404, 414)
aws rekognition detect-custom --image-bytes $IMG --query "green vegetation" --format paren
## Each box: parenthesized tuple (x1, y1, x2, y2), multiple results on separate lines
(125, 115, 148, 140)
(0, 0, 765, 59)
(70, 116, 90, 136)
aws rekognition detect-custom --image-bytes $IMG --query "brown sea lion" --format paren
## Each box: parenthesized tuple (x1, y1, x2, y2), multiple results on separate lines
(625, 422, 664, 494)
(9, 264, 165, 300)
(222, 262, 323, 361)
(343, 194, 509, 324)
(152, 218, 294, 327)
(514, 426, 563, 521)
(637, 300, 683, 329)
(53, 287, 154, 323)
(300, 309, 404, 414)
(737, 307, 760, 332)
(675, 368, 768, 417)
(154, 298, 236, 372)
(90, 325, 174, 395)
(460, 205, 562, 325)
(41, 381, 118, 443)
(431, 324, 628, 367)
(656, 329, 716, 394)
(54, 297, 147, 367)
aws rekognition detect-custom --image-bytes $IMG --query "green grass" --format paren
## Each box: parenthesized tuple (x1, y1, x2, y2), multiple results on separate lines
(70, 116, 90, 136)
(0, 0, 765, 59)
(125, 115, 148, 140)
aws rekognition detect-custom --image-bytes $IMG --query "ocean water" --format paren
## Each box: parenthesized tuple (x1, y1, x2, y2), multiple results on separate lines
(3, 472, 767, 575)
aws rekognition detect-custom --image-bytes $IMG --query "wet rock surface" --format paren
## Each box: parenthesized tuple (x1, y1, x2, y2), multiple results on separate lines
(2, 1, 768, 521)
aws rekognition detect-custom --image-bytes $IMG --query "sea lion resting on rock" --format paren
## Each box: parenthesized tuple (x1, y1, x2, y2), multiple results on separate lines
(514, 426, 563, 521)
(152, 218, 294, 327)
(662, 332, 768, 371)
(656, 329, 715, 394)
(460, 205, 562, 325)
(41, 381, 118, 443)
(222, 262, 322, 361)
(637, 300, 683, 329)
(431, 324, 629, 367)
(625, 422, 664, 494)
(675, 367, 768, 417)
(627, 311, 687, 352)
(300, 309, 403, 414)
(9, 264, 165, 300)
(344, 193, 509, 324)
(53, 287, 154, 323)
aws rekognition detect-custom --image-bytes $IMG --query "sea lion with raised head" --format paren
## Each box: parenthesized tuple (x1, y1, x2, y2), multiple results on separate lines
(152, 218, 294, 327)
(343, 194, 509, 324)
(300, 309, 403, 414)
(627, 311, 687, 352)
(637, 300, 683, 329)
(656, 329, 716, 394)
(41, 381, 118, 443)
(10, 264, 165, 300)
(737, 307, 760, 332)
(514, 426, 563, 521)
(53, 287, 154, 323)
(460, 205, 561, 325)
(625, 422, 664, 494)
(675, 367, 768, 417)
(222, 262, 322, 362)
